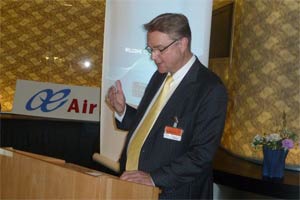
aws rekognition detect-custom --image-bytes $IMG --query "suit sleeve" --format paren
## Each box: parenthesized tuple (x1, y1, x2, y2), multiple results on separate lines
(150, 84, 227, 188)
(115, 104, 137, 131)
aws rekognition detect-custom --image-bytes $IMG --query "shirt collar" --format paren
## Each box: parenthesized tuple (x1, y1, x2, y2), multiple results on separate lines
(170, 55, 196, 81)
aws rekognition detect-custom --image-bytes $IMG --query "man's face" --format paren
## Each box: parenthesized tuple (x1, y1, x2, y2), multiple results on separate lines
(146, 31, 184, 74)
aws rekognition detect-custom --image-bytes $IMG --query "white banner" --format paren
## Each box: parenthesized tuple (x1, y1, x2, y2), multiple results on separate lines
(100, 0, 213, 163)
(13, 80, 100, 122)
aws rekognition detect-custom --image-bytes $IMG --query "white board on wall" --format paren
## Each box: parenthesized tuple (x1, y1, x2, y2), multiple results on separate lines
(100, 0, 213, 163)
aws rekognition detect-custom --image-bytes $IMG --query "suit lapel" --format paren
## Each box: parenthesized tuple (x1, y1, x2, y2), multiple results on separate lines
(148, 59, 203, 134)
(164, 59, 202, 111)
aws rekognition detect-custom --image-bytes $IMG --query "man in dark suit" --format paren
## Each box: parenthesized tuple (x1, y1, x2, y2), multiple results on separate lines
(107, 13, 227, 199)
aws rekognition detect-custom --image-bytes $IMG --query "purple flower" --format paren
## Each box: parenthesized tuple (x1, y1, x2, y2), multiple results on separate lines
(282, 139, 294, 150)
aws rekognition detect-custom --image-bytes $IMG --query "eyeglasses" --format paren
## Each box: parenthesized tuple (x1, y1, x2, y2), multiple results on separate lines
(145, 39, 178, 55)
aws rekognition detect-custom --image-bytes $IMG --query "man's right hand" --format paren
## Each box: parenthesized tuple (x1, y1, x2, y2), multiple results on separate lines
(106, 80, 126, 115)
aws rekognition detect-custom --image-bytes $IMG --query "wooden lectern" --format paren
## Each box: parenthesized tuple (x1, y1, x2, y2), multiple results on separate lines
(0, 148, 159, 199)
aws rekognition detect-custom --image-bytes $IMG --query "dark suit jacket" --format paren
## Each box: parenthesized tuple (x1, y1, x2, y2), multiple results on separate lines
(116, 58, 227, 199)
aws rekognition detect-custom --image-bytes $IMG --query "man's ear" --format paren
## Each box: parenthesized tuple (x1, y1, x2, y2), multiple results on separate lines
(179, 37, 189, 51)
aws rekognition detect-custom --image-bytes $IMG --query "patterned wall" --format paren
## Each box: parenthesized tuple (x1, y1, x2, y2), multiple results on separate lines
(220, 0, 300, 166)
(0, 0, 105, 111)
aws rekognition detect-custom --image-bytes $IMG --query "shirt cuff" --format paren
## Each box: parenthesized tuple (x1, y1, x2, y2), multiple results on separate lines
(150, 175, 156, 186)
(114, 105, 126, 122)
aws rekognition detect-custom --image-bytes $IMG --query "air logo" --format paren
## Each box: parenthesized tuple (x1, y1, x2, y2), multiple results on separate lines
(26, 88, 97, 114)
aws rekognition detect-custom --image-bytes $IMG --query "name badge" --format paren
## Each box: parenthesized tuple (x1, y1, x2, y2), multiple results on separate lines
(163, 126, 183, 141)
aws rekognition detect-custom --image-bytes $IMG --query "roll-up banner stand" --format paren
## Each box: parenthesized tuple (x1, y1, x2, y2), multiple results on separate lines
(95, 0, 213, 171)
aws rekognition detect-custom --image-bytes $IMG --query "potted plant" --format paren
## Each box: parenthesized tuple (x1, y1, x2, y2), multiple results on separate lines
(251, 112, 298, 179)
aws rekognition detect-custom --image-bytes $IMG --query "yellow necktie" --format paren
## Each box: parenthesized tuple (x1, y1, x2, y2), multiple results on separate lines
(126, 75, 173, 170)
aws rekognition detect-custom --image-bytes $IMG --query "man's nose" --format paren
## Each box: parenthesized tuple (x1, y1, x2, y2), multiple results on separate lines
(150, 51, 159, 60)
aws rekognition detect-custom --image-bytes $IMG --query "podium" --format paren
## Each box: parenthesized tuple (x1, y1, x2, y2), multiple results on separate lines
(0, 148, 159, 199)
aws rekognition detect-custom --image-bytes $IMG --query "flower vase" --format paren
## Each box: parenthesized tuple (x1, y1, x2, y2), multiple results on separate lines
(262, 146, 288, 179)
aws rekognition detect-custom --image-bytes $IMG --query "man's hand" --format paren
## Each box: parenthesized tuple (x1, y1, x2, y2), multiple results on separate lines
(106, 80, 126, 115)
(120, 170, 155, 186)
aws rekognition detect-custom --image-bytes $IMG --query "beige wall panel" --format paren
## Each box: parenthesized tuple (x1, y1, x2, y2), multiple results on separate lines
(216, 0, 300, 167)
